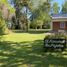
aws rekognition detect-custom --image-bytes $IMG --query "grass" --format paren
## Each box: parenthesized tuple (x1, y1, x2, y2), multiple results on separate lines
(0, 32, 67, 67)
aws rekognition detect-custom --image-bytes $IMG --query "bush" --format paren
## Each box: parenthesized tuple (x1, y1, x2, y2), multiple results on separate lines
(45, 32, 66, 39)
(0, 19, 8, 34)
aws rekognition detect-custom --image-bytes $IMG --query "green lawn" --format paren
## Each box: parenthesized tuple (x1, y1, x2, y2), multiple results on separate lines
(0, 32, 67, 67)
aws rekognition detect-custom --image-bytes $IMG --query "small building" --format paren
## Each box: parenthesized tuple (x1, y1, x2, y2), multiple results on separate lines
(52, 14, 67, 32)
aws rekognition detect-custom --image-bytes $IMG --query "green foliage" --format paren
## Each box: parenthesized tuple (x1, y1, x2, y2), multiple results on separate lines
(10, 0, 33, 30)
(0, 11, 2, 19)
(0, 1, 9, 34)
(30, 0, 53, 11)
(62, 1, 67, 13)
(0, 8, 7, 34)
(52, 2, 60, 14)
(31, 2, 51, 29)
(45, 33, 66, 39)
(0, 18, 7, 34)
(0, 0, 15, 14)
(10, 0, 52, 30)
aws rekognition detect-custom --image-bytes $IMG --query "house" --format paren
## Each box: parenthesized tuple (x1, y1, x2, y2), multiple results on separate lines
(52, 14, 67, 32)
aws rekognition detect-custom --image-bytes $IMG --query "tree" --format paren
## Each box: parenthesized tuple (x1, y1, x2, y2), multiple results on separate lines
(62, 1, 67, 13)
(51, 2, 60, 14)
(0, 0, 15, 18)
(9, 0, 52, 30)
(10, 0, 32, 31)
(10, 0, 53, 30)
(0, 0, 16, 34)
(0, 9, 7, 34)
(31, 1, 51, 29)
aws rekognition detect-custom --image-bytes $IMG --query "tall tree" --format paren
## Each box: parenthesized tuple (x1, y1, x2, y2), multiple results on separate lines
(62, 1, 67, 13)
(51, 2, 60, 14)
(10, 0, 53, 30)
(10, 0, 32, 30)
(31, 1, 51, 29)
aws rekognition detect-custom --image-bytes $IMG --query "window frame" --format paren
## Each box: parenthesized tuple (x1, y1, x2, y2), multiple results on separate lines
(60, 22, 65, 29)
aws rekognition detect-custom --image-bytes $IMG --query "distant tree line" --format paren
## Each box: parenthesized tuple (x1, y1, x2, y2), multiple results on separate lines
(0, 0, 67, 34)
(9, 0, 52, 30)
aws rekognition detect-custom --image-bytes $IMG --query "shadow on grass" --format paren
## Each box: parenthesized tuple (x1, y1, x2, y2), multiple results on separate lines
(0, 40, 67, 67)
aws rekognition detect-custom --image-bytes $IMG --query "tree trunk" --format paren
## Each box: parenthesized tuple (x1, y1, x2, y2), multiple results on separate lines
(40, 25, 42, 29)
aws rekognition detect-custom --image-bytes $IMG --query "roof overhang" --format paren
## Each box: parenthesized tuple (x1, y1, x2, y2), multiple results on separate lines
(52, 17, 67, 22)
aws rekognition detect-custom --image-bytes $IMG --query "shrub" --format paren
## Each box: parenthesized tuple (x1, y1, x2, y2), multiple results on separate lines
(0, 19, 8, 34)
(45, 32, 66, 39)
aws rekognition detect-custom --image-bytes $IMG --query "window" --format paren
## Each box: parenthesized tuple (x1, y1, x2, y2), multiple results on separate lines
(60, 22, 65, 28)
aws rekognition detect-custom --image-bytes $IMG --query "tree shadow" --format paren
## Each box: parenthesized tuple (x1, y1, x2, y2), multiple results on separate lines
(0, 40, 67, 67)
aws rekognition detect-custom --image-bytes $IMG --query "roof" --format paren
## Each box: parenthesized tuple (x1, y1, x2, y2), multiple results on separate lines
(52, 14, 67, 19)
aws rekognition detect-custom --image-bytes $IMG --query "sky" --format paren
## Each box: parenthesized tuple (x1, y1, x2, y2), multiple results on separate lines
(52, 0, 64, 12)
